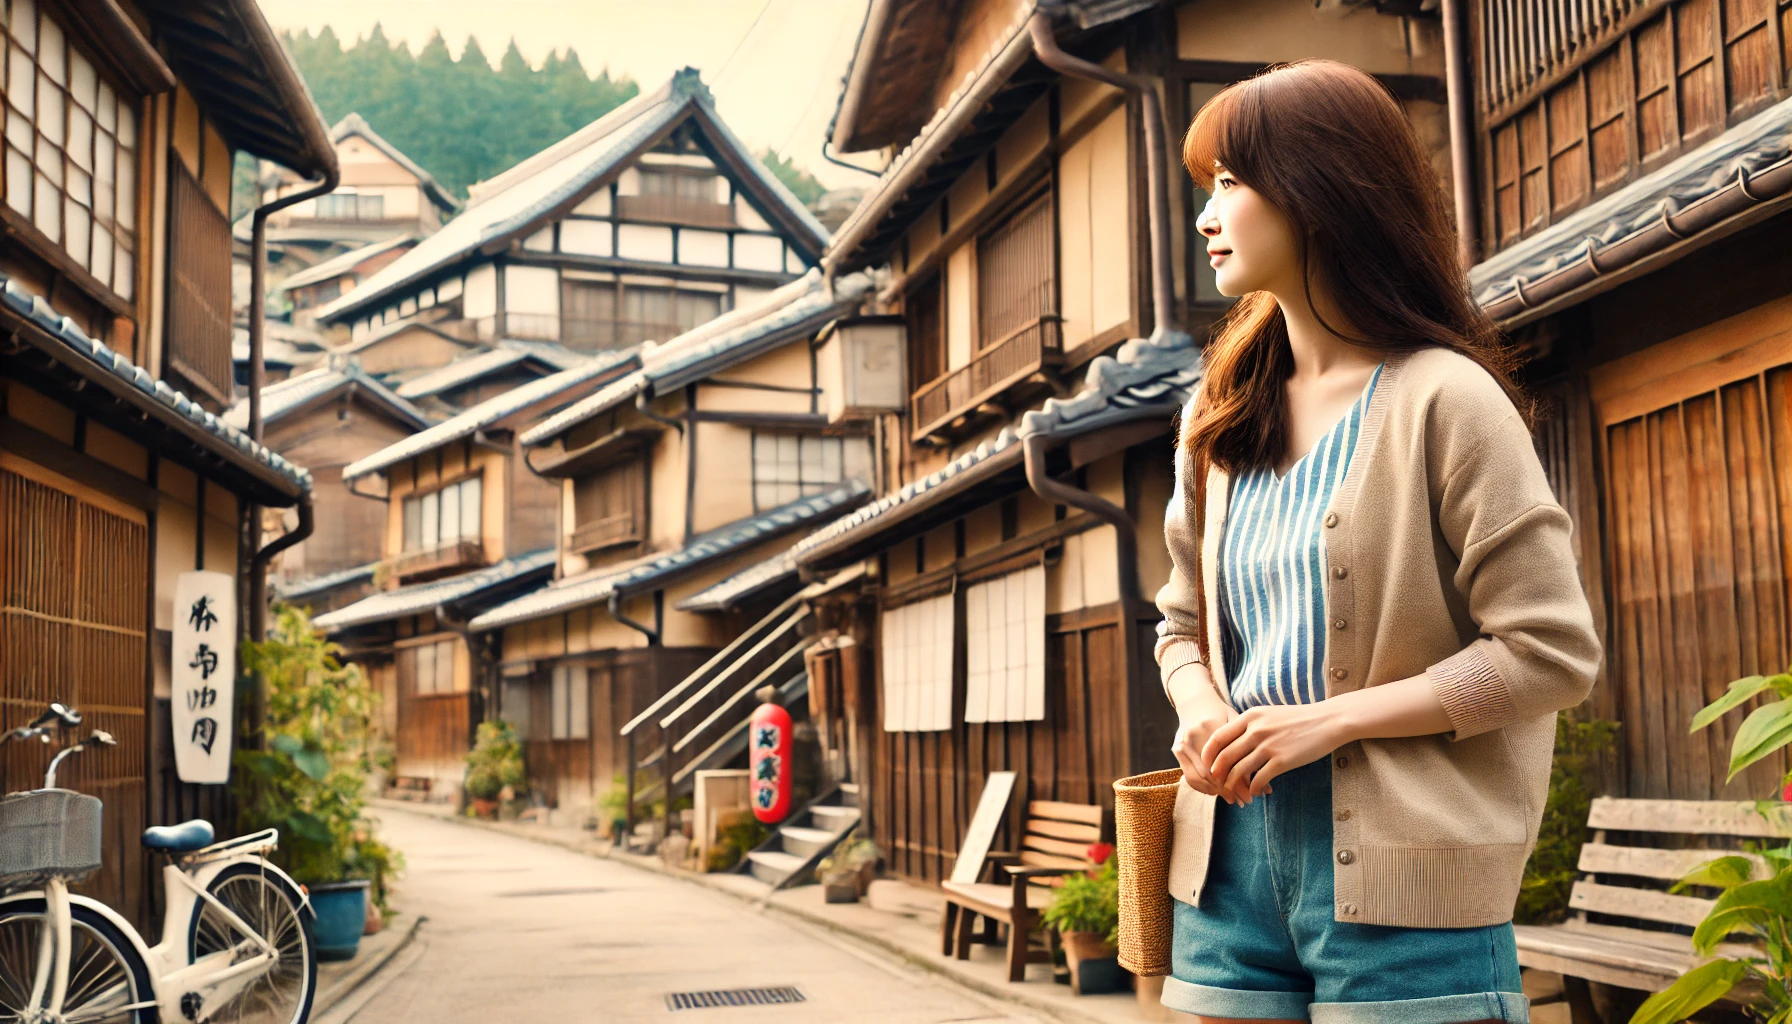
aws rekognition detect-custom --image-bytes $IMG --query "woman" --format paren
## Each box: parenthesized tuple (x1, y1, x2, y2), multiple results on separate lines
(1154, 61, 1600, 1024)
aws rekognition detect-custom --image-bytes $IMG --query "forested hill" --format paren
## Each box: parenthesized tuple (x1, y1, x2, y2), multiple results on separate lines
(277, 26, 828, 208)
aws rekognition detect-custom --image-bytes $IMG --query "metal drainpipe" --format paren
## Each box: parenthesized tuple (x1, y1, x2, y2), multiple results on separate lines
(1028, 12, 1176, 339)
(1441, 0, 1481, 270)
(1022, 433, 1140, 605)
(608, 590, 660, 645)
(246, 167, 340, 646)
(246, 493, 312, 739)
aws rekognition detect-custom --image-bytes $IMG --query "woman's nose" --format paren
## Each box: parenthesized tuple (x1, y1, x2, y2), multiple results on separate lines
(1196, 196, 1220, 237)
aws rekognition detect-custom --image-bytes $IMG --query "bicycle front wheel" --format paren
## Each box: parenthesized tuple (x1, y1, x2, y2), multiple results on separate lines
(187, 864, 315, 1024)
(0, 896, 159, 1023)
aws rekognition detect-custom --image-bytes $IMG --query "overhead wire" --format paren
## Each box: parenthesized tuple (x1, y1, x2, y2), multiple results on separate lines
(712, 0, 779, 86)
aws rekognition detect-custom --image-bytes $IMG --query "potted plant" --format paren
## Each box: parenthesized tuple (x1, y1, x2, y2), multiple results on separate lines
(816, 829, 881, 903)
(236, 605, 403, 962)
(463, 721, 525, 820)
(1042, 843, 1125, 995)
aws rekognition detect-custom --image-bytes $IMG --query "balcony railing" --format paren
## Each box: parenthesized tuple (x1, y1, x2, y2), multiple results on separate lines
(910, 316, 1062, 440)
(393, 539, 485, 582)
(463, 314, 686, 349)
(616, 194, 737, 229)
(568, 513, 640, 554)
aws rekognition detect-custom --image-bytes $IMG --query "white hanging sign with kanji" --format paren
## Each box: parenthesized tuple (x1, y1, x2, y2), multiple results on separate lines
(172, 571, 236, 783)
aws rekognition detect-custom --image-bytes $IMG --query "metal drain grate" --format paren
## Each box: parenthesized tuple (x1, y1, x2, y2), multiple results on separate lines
(665, 987, 805, 1011)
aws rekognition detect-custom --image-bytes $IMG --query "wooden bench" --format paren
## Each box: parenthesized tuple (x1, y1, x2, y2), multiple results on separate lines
(1516, 798, 1780, 1015)
(939, 772, 1107, 982)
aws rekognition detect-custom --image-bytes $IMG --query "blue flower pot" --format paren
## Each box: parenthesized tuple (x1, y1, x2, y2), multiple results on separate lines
(308, 880, 370, 962)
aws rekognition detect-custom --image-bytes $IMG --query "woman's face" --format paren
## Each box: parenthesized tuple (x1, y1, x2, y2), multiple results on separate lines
(1196, 166, 1302, 298)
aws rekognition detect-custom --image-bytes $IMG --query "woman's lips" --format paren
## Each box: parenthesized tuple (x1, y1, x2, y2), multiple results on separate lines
(1209, 249, 1231, 268)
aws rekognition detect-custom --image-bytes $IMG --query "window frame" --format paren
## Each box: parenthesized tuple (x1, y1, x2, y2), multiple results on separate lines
(750, 431, 847, 512)
(397, 636, 463, 697)
(400, 474, 484, 554)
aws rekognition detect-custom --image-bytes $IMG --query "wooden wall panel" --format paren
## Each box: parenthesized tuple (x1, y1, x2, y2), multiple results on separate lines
(1603, 367, 1792, 800)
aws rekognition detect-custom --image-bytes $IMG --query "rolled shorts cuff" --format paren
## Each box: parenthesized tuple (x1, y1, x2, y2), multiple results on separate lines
(1161, 977, 1314, 1020)
(1310, 991, 1529, 1024)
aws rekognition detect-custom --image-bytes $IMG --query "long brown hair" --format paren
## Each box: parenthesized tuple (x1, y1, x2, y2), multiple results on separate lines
(1177, 61, 1523, 661)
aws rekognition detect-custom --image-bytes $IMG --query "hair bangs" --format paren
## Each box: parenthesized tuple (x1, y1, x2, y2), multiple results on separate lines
(1181, 82, 1254, 191)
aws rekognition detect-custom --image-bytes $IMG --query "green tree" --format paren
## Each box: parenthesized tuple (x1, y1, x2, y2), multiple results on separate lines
(760, 148, 826, 207)
(279, 27, 640, 198)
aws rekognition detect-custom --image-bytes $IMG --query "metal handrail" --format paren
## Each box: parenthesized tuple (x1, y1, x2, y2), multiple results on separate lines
(618, 592, 805, 736)
(671, 642, 808, 754)
(658, 607, 808, 729)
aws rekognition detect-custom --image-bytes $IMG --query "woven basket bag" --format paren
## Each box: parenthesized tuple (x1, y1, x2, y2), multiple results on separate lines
(1112, 768, 1184, 976)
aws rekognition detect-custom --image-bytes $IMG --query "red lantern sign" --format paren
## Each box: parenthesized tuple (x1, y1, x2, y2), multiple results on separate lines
(749, 701, 792, 823)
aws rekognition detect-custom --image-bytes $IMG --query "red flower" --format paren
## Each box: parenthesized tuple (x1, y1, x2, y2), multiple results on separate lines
(1781, 779, 1792, 802)
(1086, 842, 1115, 866)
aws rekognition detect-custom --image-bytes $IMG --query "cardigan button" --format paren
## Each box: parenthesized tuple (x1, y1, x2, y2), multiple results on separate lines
(1332, 618, 1347, 631)
(1331, 667, 1347, 680)
(1335, 809, 1351, 822)
(1324, 512, 1339, 527)
(1341, 902, 1358, 915)
(1335, 755, 1349, 769)
(1337, 850, 1355, 865)
(1333, 565, 1348, 578)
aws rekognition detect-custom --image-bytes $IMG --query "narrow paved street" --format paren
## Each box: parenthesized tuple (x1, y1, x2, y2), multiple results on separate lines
(348, 807, 1051, 1024)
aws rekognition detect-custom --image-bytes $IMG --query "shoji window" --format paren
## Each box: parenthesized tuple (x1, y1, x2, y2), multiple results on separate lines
(550, 664, 589, 741)
(752, 433, 845, 510)
(2, 0, 138, 298)
(963, 564, 1046, 723)
(880, 592, 954, 732)
(401, 476, 482, 553)
(398, 638, 460, 696)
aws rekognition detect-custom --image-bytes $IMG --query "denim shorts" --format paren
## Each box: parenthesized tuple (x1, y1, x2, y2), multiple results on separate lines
(1163, 759, 1528, 1023)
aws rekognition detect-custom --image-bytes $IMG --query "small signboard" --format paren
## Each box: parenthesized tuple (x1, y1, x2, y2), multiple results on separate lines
(172, 571, 236, 784)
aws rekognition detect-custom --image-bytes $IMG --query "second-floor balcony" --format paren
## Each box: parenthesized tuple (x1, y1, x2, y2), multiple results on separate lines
(910, 316, 1062, 442)
(393, 539, 486, 582)
(615, 194, 737, 229)
(462, 314, 686, 349)
(568, 512, 641, 554)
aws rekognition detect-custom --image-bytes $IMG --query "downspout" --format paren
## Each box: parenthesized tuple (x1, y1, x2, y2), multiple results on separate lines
(245, 493, 312, 740)
(1441, 0, 1481, 270)
(1022, 434, 1139, 606)
(1028, 12, 1176, 340)
(247, 167, 340, 648)
(609, 590, 661, 646)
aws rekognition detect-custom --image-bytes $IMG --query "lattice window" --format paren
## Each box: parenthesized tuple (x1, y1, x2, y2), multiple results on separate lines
(167, 160, 231, 404)
(751, 433, 844, 511)
(2, 0, 138, 299)
(975, 190, 1056, 352)
(397, 638, 462, 697)
(401, 476, 482, 554)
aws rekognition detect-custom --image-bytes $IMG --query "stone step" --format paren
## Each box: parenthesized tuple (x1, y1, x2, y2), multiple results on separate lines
(778, 825, 836, 859)
(810, 805, 861, 832)
(745, 849, 806, 886)
(838, 782, 861, 807)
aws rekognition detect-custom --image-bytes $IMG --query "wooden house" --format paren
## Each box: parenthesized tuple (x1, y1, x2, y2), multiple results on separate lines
(0, 0, 334, 928)
(463, 272, 878, 827)
(1453, 0, 1792, 800)
(315, 351, 638, 797)
(277, 233, 417, 327)
(774, 0, 1455, 886)
(393, 339, 590, 417)
(260, 111, 458, 252)
(309, 68, 829, 357)
(224, 358, 433, 591)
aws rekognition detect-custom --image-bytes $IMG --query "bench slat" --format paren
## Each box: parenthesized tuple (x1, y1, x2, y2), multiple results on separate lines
(1579, 843, 1770, 881)
(1569, 879, 1713, 928)
(1028, 819, 1103, 843)
(1588, 798, 1792, 837)
(1028, 799, 1103, 825)
(1023, 834, 1095, 860)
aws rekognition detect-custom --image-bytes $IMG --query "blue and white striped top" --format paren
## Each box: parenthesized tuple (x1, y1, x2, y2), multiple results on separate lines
(1219, 365, 1382, 710)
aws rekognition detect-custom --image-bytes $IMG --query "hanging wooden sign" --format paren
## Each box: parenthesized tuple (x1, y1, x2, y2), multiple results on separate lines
(172, 571, 236, 784)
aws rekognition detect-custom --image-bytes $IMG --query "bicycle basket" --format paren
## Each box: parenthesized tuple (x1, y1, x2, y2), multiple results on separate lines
(0, 789, 103, 891)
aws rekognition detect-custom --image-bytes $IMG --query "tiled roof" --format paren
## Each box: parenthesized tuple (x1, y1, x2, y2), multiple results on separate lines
(274, 561, 378, 600)
(278, 234, 417, 293)
(0, 270, 313, 494)
(469, 480, 871, 631)
(341, 346, 639, 482)
(792, 329, 1201, 565)
(675, 546, 802, 613)
(329, 113, 458, 213)
(394, 340, 590, 400)
(519, 270, 873, 446)
(225, 360, 433, 430)
(1470, 96, 1792, 320)
(313, 549, 556, 631)
(314, 70, 827, 326)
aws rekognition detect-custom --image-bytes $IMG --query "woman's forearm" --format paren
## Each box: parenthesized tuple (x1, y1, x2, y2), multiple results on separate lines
(1325, 674, 1454, 744)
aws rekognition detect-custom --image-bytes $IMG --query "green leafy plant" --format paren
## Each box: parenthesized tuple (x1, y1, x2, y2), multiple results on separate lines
(705, 817, 770, 873)
(463, 721, 526, 802)
(817, 828, 881, 880)
(1632, 671, 1792, 1024)
(235, 604, 403, 908)
(1042, 844, 1120, 945)
(1517, 716, 1619, 924)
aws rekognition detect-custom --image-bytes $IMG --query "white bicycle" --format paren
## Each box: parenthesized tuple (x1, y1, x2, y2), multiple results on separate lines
(0, 703, 316, 1024)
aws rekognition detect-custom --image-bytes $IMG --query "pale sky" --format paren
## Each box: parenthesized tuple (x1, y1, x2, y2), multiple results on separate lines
(255, 0, 884, 190)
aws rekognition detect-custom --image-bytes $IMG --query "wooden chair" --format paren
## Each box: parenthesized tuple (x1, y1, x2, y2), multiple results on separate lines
(1515, 798, 1777, 1020)
(939, 772, 1106, 982)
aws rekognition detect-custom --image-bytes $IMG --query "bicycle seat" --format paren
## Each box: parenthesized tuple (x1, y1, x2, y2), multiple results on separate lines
(141, 819, 214, 853)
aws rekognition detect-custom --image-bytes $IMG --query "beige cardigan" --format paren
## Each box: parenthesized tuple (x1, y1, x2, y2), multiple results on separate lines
(1154, 346, 1600, 928)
